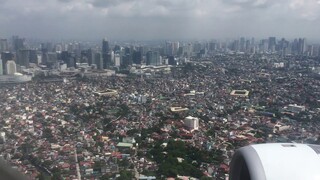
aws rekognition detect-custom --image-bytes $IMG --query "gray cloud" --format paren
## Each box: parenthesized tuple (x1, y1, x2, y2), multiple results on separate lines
(0, 0, 319, 40)
(90, 0, 134, 8)
(223, 0, 272, 7)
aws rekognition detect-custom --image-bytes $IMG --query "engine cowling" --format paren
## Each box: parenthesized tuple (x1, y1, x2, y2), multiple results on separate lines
(229, 143, 320, 180)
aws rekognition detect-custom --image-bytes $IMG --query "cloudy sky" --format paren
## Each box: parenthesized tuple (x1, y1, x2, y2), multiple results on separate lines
(1, 0, 320, 40)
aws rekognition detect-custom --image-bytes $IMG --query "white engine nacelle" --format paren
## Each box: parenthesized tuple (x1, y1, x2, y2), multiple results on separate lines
(229, 143, 320, 180)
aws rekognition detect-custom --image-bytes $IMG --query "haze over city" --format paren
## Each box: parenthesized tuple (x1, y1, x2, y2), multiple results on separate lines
(1, 0, 320, 40)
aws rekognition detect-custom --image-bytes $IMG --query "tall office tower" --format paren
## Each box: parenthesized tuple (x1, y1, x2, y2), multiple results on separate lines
(209, 42, 217, 52)
(146, 51, 160, 66)
(41, 42, 54, 52)
(261, 39, 269, 52)
(29, 50, 38, 64)
(279, 38, 287, 51)
(193, 42, 202, 53)
(102, 38, 111, 68)
(240, 37, 246, 52)
(87, 49, 94, 65)
(17, 49, 30, 67)
(80, 50, 88, 64)
(114, 54, 121, 67)
(0, 59, 3, 75)
(278, 38, 289, 55)
(291, 39, 298, 54)
(0, 39, 8, 52)
(6, 60, 17, 75)
(69, 53, 77, 68)
(55, 44, 62, 52)
(232, 40, 240, 51)
(113, 45, 121, 52)
(1, 52, 14, 74)
(102, 38, 109, 53)
(307, 45, 314, 56)
(313, 46, 320, 57)
(121, 47, 132, 68)
(168, 56, 176, 65)
(177, 46, 183, 56)
(110, 51, 115, 65)
(132, 51, 142, 64)
(172, 42, 179, 55)
(251, 38, 255, 46)
(12, 36, 25, 51)
(122, 55, 132, 68)
(165, 41, 173, 56)
(268, 37, 276, 52)
(186, 43, 193, 57)
(94, 52, 103, 70)
(47, 52, 58, 64)
(42, 52, 49, 65)
(298, 38, 306, 55)
(60, 51, 70, 64)
(245, 40, 251, 53)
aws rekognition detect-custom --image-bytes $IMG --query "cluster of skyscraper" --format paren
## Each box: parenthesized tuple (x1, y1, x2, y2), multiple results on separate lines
(227, 37, 311, 55)
(0, 36, 320, 76)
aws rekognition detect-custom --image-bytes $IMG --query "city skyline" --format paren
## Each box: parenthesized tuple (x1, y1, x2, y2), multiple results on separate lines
(0, 0, 320, 40)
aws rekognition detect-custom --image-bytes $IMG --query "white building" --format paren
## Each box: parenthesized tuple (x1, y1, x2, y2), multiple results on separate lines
(274, 62, 285, 68)
(184, 116, 199, 131)
(114, 54, 121, 67)
(6, 60, 17, 75)
(287, 104, 306, 113)
(273, 123, 291, 133)
(0, 59, 3, 75)
(0, 132, 5, 143)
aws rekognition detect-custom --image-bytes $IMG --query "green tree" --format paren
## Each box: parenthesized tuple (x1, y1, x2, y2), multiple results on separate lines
(116, 170, 134, 180)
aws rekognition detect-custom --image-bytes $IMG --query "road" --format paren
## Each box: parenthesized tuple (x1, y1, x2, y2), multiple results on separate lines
(74, 149, 81, 180)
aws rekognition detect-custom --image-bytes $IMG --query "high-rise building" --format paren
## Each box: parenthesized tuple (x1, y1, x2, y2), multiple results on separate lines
(260, 39, 268, 52)
(28, 50, 38, 64)
(240, 37, 246, 52)
(1, 52, 14, 74)
(102, 38, 109, 54)
(168, 56, 176, 65)
(122, 46, 133, 67)
(17, 49, 30, 67)
(47, 52, 58, 63)
(209, 42, 217, 52)
(146, 51, 160, 66)
(268, 37, 276, 52)
(251, 38, 255, 46)
(193, 42, 202, 53)
(0, 39, 8, 52)
(114, 54, 121, 67)
(307, 45, 314, 56)
(245, 40, 251, 53)
(102, 39, 111, 68)
(298, 38, 306, 55)
(292, 39, 299, 54)
(60, 51, 69, 64)
(0, 59, 3, 75)
(184, 116, 199, 130)
(173, 42, 179, 55)
(80, 49, 95, 65)
(132, 51, 142, 64)
(94, 52, 103, 70)
(12, 36, 25, 51)
(6, 60, 17, 75)
(166, 41, 180, 56)
(165, 41, 173, 56)
(88, 49, 95, 66)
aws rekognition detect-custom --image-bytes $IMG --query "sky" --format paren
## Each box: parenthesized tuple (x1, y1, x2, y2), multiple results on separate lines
(1, 0, 320, 40)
